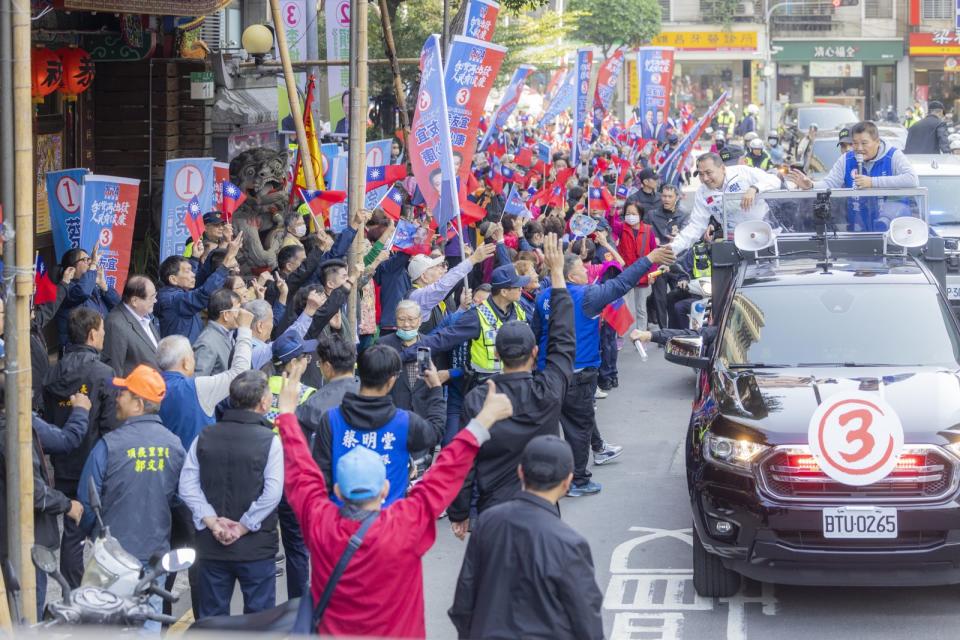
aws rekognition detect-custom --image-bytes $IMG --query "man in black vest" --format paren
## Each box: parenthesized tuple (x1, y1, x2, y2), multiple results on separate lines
(904, 100, 951, 154)
(178, 370, 283, 619)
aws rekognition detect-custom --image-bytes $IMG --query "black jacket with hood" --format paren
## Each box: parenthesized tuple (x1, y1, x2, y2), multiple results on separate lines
(42, 344, 118, 492)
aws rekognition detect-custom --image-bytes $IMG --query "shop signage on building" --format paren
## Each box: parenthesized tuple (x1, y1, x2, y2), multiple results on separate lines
(809, 61, 864, 78)
(909, 32, 960, 56)
(649, 31, 758, 52)
(773, 40, 902, 62)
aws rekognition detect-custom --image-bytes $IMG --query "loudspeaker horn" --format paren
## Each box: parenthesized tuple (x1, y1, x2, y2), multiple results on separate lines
(886, 216, 929, 249)
(733, 220, 775, 252)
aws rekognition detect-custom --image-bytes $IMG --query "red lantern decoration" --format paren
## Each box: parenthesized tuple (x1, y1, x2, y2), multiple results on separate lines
(56, 47, 94, 101)
(31, 47, 62, 103)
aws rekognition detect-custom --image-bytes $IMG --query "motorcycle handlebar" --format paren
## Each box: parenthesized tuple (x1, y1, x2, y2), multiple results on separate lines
(147, 584, 179, 603)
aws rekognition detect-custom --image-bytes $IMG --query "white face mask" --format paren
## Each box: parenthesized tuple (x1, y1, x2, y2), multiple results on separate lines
(625, 214, 640, 226)
(293, 224, 307, 237)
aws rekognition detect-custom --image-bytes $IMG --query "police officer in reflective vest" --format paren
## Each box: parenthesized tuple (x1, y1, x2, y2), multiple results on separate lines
(265, 334, 316, 426)
(310, 345, 445, 507)
(745, 138, 773, 170)
(404, 263, 530, 389)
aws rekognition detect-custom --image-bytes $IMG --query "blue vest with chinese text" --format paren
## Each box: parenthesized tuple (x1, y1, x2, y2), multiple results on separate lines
(329, 406, 409, 507)
(843, 146, 896, 232)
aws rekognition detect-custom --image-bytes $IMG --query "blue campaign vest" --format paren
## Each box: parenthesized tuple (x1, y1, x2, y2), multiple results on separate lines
(160, 371, 214, 450)
(535, 284, 601, 370)
(842, 146, 897, 231)
(329, 406, 410, 507)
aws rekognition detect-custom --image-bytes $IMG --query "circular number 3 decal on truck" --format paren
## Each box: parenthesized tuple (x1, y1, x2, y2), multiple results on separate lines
(808, 392, 904, 487)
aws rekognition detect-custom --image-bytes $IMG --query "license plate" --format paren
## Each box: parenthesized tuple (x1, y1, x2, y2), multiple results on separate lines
(823, 506, 897, 539)
(947, 286, 960, 301)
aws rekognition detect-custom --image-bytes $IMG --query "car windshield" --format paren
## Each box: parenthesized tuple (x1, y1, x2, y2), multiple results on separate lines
(809, 139, 841, 177)
(798, 106, 858, 131)
(921, 175, 960, 225)
(718, 284, 960, 369)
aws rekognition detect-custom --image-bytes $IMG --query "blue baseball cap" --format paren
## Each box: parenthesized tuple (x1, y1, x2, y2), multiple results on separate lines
(272, 333, 305, 365)
(490, 264, 531, 291)
(336, 446, 386, 501)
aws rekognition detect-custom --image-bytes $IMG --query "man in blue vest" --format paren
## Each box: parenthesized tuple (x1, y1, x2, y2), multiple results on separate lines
(533, 243, 675, 496)
(310, 344, 445, 507)
(789, 120, 918, 231)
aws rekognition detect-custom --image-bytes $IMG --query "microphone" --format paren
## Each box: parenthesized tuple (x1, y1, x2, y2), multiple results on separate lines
(855, 153, 864, 186)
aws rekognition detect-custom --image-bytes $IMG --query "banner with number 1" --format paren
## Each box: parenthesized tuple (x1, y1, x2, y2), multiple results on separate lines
(160, 158, 215, 260)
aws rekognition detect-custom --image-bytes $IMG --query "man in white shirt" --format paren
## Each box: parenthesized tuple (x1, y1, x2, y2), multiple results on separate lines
(670, 152, 782, 255)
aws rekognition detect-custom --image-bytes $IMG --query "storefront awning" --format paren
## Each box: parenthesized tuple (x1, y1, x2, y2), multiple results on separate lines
(60, 0, 231, 17)
(772, 40, 903, 63)
(213, 85, 278, 134)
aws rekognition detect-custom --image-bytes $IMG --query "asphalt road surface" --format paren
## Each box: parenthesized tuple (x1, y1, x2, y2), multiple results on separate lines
(165, 334, 960, 638)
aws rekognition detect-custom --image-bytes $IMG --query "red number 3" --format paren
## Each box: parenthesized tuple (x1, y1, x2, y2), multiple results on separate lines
(286, 5, 296, 24)
(838, 408, 875, 464)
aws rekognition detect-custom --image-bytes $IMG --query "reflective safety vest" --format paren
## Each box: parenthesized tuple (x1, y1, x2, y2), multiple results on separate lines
(470, 300, 527, 373)
(266, 376, 316, 427)
(746, 152, 772, 171)
(692, 242, 712, 279)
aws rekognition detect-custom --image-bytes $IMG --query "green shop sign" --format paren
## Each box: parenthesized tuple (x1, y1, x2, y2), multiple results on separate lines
(772, 40, 903, 63)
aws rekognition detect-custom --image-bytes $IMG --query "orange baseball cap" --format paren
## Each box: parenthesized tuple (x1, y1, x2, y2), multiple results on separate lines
(113, 365, 166, 404)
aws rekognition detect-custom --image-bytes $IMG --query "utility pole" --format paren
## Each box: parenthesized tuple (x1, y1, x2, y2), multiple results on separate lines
(346, 0, 368, 340)
(9, 0, 37, 622)
(379, 0, 411, 152)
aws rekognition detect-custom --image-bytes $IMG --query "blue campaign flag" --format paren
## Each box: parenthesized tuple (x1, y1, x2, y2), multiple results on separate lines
(571, 48, 593, 167)
(537, 142, 551, 164)
(329, 153, 350, 233)
(45, 168, 88, 262)
(320, 143, 340, 186)
(502, 184, 531, 218)
(659, 91, 728, 186)
(539, 70, 574, 127)
(160, 158, 215, 260)
(392, 218, 420, 250)
(479, 64, 535, 152)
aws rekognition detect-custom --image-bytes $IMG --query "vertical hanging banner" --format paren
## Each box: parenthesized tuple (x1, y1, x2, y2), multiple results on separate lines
(443, 35, 507, 212)
(160, 158, 215, 260)
(80, 175, 140, 293)
(328, 153, 350, 232)
(409, 34, 459, 226)
(637, 47, 675, 140)
(571, 47, 594, 166)
(462, 0, 500, 41)
(213, 161, 230, 212)
(592, 48, 625, 135)
(539, 68, 575, 127)
(479, 64, 535, 152)
(276, 0, 308, 133)
(543, 66, 567, 108)
(325, 0, 351, 126)
(46, 168, 88, 261)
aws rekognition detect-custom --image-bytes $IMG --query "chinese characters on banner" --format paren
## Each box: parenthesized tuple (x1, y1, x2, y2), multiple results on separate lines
(325, 0, 351, 125)
(45, 168, 88, 261)
(462, 0, 500, 41)
(593, 48, 625, 135)
(213, 161, 229, 211)
(540, 67, 574, 126)
(79, 174, 140, 293)
(637, 47, 675, 141)
(443, 35, 507, 211)
(479, 64, 535, 152)
(409, 34, 459, 227)
(571, 48, 594, 166)
(160, 158, 215, 260)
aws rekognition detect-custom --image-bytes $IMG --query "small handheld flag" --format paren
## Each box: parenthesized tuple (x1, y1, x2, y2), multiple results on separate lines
(34, 254, 57, 305)
(221, 181, 247, 223)
(365, 164, 407, 192)
(299, 187, 348, 224)
(183, 196, 205, 244)
(379, 186, 406, 221)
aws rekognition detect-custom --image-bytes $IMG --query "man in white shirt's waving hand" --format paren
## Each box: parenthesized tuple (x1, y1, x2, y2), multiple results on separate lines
(670, 152, 782, 255)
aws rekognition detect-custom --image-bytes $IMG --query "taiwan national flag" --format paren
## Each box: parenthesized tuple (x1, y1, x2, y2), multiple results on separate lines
(299, 187, 348, 222)
(221, 180, 246, 222)
(588, 176, 614, 212)
(34, 254, 57, 305)
(601, 298, 635, 336)
(183, 196, 205, 243)
(459, 196, 488, 225)
(379, 186, 406, 221)
(365, 164, 407, 192)
(514, 147, 534, 169)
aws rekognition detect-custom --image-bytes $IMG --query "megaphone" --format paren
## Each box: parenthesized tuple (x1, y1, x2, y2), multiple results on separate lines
(885, 216, 929, 250)
(734, 220, 775, 253)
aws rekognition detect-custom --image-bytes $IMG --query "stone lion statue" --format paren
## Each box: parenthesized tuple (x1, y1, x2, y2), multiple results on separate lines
(228, 147, 290, 273)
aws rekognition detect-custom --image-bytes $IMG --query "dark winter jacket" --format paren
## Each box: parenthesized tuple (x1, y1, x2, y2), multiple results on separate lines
(904, 114, 951, 154)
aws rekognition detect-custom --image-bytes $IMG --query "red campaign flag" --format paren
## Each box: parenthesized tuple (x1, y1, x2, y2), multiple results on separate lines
(589, 174, 614, 212)
(487, 140, 506, 160)
(378, 186, 406, 221)
(601, 298, 635, 337)
(514, 147, 534, 168)
(487, 170, 504, 196)
(365, 164, 407, 192)
(612, 156, 631, 185)
(221, 180, 247, 223)
(459, 196, 488, 225)
(34, 254, 57, 305)
(182, 196, 205, 243)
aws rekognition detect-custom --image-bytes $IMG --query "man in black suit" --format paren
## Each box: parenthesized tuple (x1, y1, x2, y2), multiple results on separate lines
(102, 275, 161, 376)
(904, 100, 951, 154)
